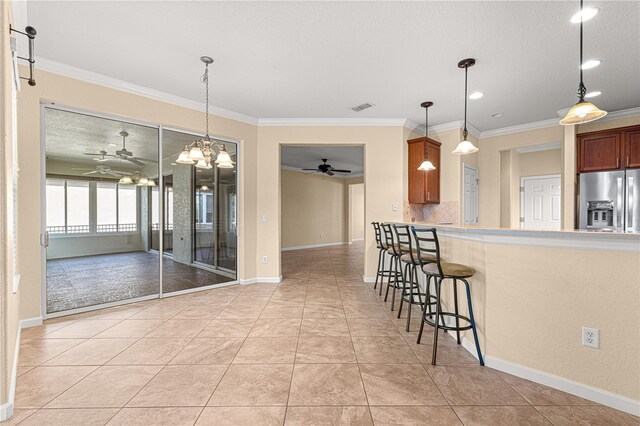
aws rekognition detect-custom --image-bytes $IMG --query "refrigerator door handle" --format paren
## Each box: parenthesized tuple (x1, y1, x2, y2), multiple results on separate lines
(628, 176, 634, 230)
(617, 177, 623, 230)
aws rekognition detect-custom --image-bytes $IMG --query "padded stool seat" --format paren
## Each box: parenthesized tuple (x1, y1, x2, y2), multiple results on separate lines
(423, 262, 475, 278)
(401, 252, 439, 264)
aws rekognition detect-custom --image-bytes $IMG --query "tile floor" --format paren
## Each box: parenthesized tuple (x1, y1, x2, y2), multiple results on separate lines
(6, 243, 638, 425)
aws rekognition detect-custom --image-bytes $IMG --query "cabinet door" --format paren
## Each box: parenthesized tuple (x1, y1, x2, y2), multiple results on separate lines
(408, 140, 426, 203)
(425, 142, 440, 203)
(578, 132, 621, 172)
(623, 128, 640, 169)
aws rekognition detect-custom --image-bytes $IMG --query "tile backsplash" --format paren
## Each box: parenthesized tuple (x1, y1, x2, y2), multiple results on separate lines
(404, 201, 460, 225)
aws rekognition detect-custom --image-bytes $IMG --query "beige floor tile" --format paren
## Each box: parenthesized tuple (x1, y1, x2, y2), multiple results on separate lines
(409, 341, 478, 366)
(18, 408, 119, 426)
(208, 364, 293, 406)
(19, 322, 74, 341)
(108, 337, 191, 365)
(197, 318, 257, 337)
(18, 338, 85, 366)
(352, 335, 419, 364)
(453, 406, 551, 426)
(260, 303, 305, 319)
(534, 405, 638, 426)
(343, 303, 388, 320)
(170, 337, 244, 364)
(359, 363, 447, 406)
(44, 338, 136, 365)
(429, 366, 528, 406)
(233, 336, 298, 363)
(300, 317, 350, 336)
(93, 319, 165, 338)
(347, 319, 402, 337)
(129, 303, 186, 320)
(285, 406, 372, 425)
(296, 336, 356, 363)
(289, 364, 367, 406)
(14, 366, 98, 408)
(88, 306, 145, 320)
(44, 320, 122, 339)
(497, 372, 595, 406)
(172, 304, 225, 319)
(249, 317, 302, 337)
(369, 406, 461, 425)
(145, 319, 211, 338)
(303, 303, 345, 319)
(16, 366, 35, 377)
(107, 407, 203, 426)
(197, 406, 286, 425)
(46, 365, 161, 408)
(217, 304, 264, 319)
(0, 409, 36, 425)
(127, 365, 227, 407)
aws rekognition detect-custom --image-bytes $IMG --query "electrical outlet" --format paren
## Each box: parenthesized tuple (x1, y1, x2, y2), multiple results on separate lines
(392, 202, 398, 211)
(582, 327, 599, 349)
(262, 256, 268, 264)
(261, 215, 269, 223)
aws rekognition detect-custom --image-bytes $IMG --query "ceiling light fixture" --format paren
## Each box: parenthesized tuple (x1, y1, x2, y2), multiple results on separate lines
(452, 58, 479, 155)
(118, 175, 133, 185)
(418, 101, 436, 171)
(469, 91, 484, 100)
(560, 0, 607, 125)
(570, 7, 598, 23)
(585, 91, 602, 98)
(581, 59, 601, 69)
(176, 57, 235, 169)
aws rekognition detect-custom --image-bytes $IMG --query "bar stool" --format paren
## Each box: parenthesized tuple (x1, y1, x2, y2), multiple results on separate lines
(371, 222, 386, 291)
(411, 227, 484, 366)
(381, 223, 403, 311)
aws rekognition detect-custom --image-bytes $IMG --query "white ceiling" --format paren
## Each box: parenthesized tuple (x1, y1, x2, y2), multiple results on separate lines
(27, 1, 640, 131)
(281, 146, 364, 176)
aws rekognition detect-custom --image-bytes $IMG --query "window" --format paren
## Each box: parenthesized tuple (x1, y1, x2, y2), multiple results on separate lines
(46, 178, 137, 234)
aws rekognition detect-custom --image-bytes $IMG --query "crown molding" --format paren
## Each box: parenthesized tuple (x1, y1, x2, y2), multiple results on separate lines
(479, 117, 560, 139)
(35, 57, 259, 126)
(515, 142, 562, 154)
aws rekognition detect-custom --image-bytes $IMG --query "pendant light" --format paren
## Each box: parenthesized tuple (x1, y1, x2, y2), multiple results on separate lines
(418, 101, 436, 171)
(560, 0, 607, 125)
(118, 175, 133, 185)
(452, 58, 479, 155)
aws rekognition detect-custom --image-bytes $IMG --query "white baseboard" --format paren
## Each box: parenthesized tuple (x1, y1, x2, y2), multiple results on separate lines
(20, 317, 43, 329)
(351, 238, 364, 242)
(0, 326, 21, 421)
(454, 336, 639, 416)
(363, 276, 375, 283)
(281, 242, 347, 251)
(239, 276, 282, 285)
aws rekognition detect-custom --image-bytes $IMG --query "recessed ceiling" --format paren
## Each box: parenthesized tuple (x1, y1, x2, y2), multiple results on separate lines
(27, 1, 640, 131)
(281, 146, 364, 177)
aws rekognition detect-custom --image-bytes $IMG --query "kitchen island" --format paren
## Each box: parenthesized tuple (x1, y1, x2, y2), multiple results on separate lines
(382, 221, 640, 415)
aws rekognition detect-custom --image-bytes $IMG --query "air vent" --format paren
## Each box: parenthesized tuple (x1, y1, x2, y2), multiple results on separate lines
(351, 102, 374, 112)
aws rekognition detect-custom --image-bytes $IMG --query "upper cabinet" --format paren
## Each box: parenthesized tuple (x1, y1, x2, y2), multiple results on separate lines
(577, 125, 640, 172)
(407, 137, 441, 204)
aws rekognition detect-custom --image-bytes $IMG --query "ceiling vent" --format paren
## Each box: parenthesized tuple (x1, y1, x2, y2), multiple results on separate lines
(351, 102, 374, 112)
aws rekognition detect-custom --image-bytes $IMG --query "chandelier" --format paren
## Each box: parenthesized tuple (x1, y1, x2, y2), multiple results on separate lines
(176, 56, 235, 169)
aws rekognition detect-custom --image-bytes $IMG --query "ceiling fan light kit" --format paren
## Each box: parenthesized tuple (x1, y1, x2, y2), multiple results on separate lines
(560, 0, 607, 125)
(418, 101, 436, 171)
(452, 58, 479, 155)
(176, 56, 236, 169)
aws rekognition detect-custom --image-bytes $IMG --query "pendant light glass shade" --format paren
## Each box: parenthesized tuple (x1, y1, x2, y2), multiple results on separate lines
(147, 179, 156, 187)
(200, 185, 209, 191)
(452, 58, 479, 156)
(118, 175, 133, 185)
(189, 146, 205, 161)
(215, 146, 235, 168)
(418, 160, 436, 171)
(136, 177, 149, 186)
(559, 101, 607, 125)
(560, 0, 606, 125)
(195, 159, 212, 169)
(176, 145, 195, 164)
(452, 139, 479, 155)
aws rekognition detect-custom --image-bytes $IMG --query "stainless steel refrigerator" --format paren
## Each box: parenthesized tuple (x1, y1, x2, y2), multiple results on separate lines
(578, 169, 640, 232)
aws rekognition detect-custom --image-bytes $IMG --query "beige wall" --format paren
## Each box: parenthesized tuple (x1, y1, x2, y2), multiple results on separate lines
(1, 0, 21, 414)
(258, 126, 405, 280)
(348, 183, 365, 241)
(280, 169, 347, 248)
(519, 148, 561, 177)
(16, 69, 258, 320)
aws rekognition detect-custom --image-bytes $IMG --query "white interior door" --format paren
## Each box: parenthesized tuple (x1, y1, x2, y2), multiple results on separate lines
(463, 165, 479, 225)
(522, 175, 561, 230)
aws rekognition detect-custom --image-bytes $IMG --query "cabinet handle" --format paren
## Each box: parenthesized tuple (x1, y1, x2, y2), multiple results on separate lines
(617, 157, 620, 168)
(427, 192, 430, 201)
(627, 156, 630, 167)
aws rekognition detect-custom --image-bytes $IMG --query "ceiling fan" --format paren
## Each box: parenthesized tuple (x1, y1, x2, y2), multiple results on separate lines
(82, 150, 112, 162)
(83, 131, 157, 166)
(71, 165, 131, 178)
(302, 159, 351, 176)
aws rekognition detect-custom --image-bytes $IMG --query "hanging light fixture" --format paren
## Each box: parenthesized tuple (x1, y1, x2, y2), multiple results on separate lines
(118, 175, 133, 185)
(200, 184, 209, 191)
(452, 58, 479, 155)
(136, 177, 149, 186)
(418, 101, 436, 171)
(560, 0, 607, 125)
(147, 179, 156, 187)
(177, 56, 236, 168)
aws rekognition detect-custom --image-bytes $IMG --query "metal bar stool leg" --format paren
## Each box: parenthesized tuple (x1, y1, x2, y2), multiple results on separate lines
(463, 278, 484, 366)
(431, 277, 443, 365)
(379, 252, 387, 296)
(374, 249, 383, 290)
(390, 256, 400, 311)
(397, 262, 409, 318)
(406, 265, 415, 331)
(416, 280, 430, 345)
(453, 278, 461, 344)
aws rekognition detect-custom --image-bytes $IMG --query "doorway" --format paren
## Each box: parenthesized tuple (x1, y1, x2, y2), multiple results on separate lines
(521, 175, 562, 230)
(463, 164, 479, 225)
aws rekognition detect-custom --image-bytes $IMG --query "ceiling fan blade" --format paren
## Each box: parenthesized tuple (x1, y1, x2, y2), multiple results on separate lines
(301, 168, 319, 171)
(105, 171, 121, 177)
(127, 158, 145, 166)
(83, 153, 103, 156)
(131, 157, 157, 163)
(83, 171, 98, 175)
(71, 167, 95, 171)
(97, 158, 111, 162)
(331, 169, 351, 173)
(326, 171, 335, 176)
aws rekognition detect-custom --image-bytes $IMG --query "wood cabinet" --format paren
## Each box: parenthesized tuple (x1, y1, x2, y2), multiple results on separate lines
(577, 125, 640, 172)
(407, 137, 441, 204)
